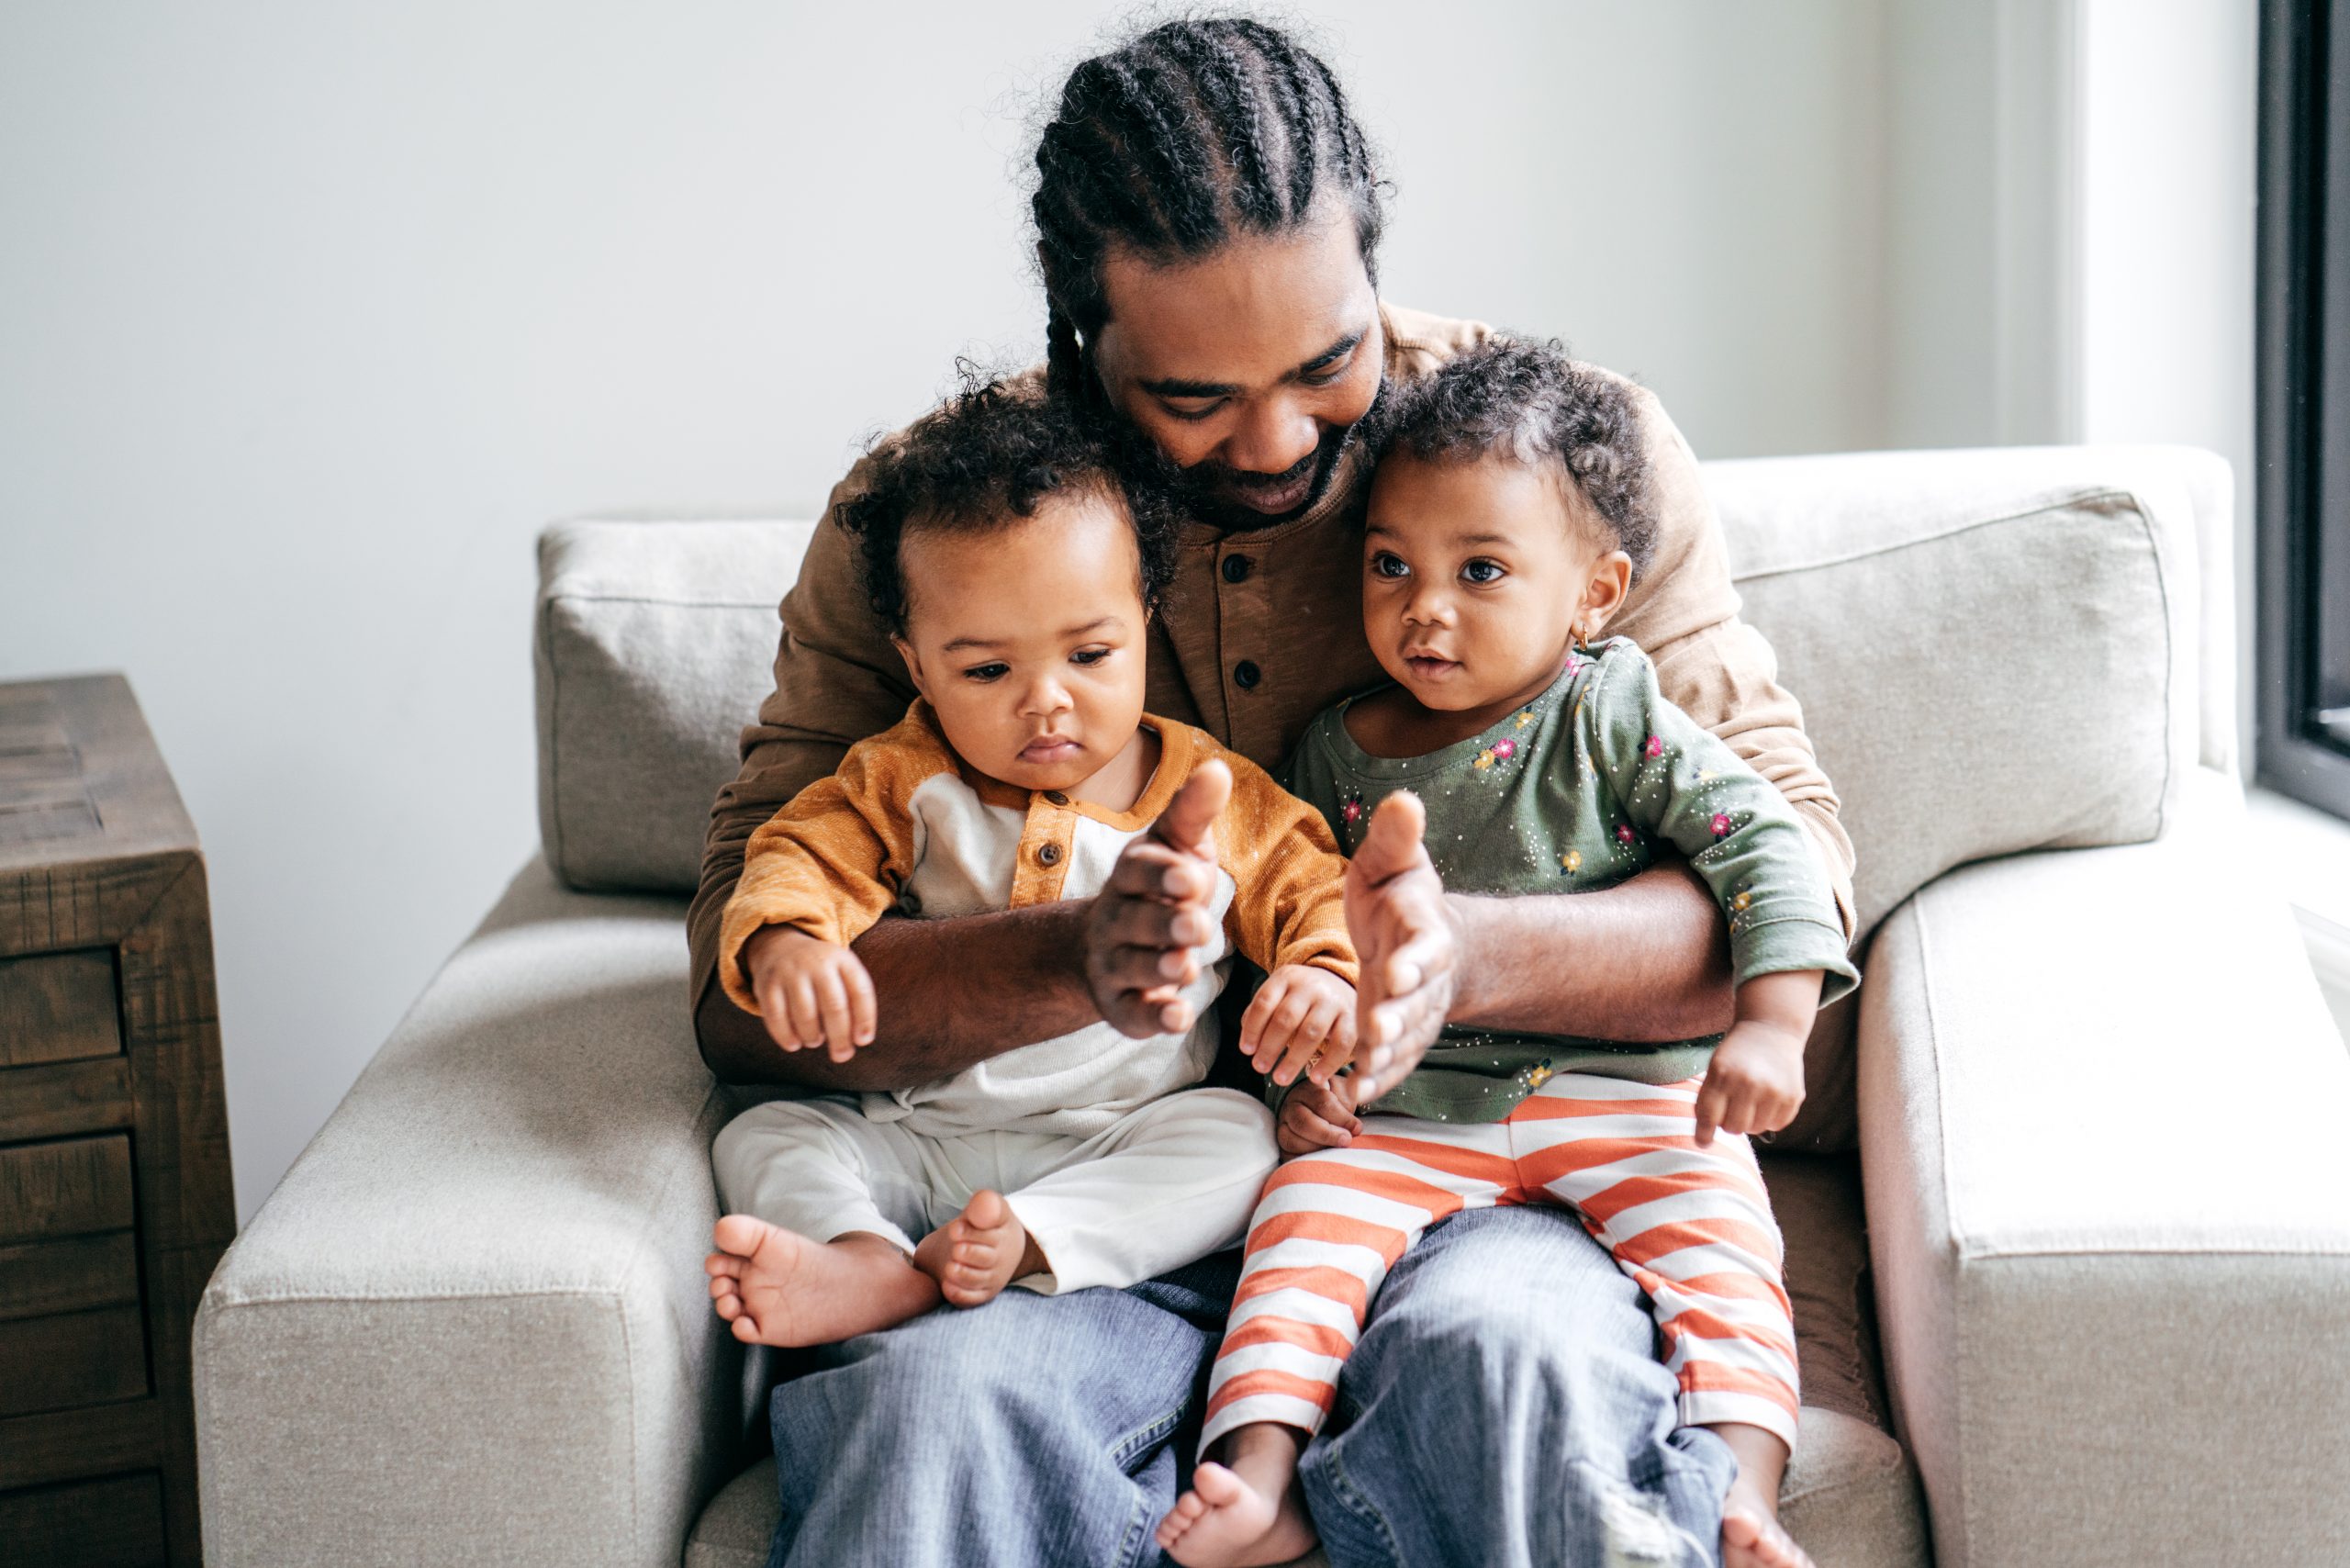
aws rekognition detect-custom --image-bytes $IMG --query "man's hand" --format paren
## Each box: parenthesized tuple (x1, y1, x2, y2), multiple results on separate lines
(1346, 790, 1460, 1105)
(1084, 760, 1231, 1037)
(1240, 965, 1358, 1087)
(1277, 1075, 1362, 1156)
(744, 925, 878, 1063)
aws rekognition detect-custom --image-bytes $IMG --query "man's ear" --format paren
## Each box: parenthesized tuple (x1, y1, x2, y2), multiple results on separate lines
(891, 634, 930, 702)
(1577, 552, 1635, 640)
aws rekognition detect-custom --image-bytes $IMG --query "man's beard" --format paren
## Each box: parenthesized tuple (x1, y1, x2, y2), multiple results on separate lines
(1103, 379, 1387, 534)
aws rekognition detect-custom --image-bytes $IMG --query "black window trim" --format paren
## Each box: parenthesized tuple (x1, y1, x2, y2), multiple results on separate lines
(2258, 0, 2350, 820)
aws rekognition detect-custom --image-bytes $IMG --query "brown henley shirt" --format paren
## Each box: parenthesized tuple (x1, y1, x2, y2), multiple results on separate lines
(689, 302, 1856, 1021)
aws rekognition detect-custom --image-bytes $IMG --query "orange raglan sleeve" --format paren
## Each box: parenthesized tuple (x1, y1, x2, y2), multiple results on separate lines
(713, 705, 947, 1016)
(1213, 743, 1360, 986)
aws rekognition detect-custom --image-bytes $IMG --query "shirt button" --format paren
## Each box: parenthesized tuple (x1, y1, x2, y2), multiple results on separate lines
(1036, 842, 1063, 867)
(1045, 790, 1069, 805)
(1233, 659, 1261, 690)
(1222, 554, 1252, 584)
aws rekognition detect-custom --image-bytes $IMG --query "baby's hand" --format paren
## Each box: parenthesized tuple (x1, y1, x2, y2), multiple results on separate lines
(1693, 1019, 1807, 1147)
(1277, 1075, 1362, 1156)
(1240, 965, 1359, 1088)
(744, 926, 877, 1063)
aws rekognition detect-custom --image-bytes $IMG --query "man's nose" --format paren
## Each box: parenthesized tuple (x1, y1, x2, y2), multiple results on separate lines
(1222, 395, 1320, 478)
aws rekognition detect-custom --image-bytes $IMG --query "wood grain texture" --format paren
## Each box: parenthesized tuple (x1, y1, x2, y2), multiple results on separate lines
(0, 674, 232, 1565)
(0, 949, 122, 1067)
(0, 1471, 166, 1568)
(0, 1305, 149, 1417)
(0, 1232, 140, 1322)
(0, 1135, 134, 1245)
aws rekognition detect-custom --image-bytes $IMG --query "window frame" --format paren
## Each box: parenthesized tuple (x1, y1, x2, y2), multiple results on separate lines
(2258, 0, 2350, 820)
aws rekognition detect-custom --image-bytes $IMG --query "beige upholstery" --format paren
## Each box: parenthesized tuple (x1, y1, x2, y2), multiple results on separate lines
(195, 444, 2341, 1568)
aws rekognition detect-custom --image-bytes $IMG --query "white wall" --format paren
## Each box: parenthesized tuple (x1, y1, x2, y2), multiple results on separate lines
(0, 1, 1898, 1222)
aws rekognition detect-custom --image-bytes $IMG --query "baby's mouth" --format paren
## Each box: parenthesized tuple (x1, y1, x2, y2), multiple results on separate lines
(1020, 734, 1083, 763)
(1403, 651, 1461, 679)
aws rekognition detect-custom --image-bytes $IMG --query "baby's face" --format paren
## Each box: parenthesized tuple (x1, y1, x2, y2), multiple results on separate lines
(892, 489, 1151, 795)
(1361, 450, 1627, 718)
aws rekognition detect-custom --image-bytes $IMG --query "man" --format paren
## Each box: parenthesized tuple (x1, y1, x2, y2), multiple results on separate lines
(691, 17, 1852, 1567)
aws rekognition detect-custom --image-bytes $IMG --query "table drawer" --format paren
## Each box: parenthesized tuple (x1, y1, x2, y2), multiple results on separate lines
(0, 949, 121, 1069)
(0, 1470, 166, 1568)
(0, 1135, 134, 1245)
(0, 1136, 147, 1417)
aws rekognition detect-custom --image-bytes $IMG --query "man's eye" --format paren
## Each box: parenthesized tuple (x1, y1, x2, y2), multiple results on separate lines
(963, 663, 1009, 682)
(1300, 352, 1354, 387)
(1071, 647, 1112, 666)
(1161, 398, 1225, 423)
(1371, 553, 1409, 579)
(1462, 559, 1506, 585)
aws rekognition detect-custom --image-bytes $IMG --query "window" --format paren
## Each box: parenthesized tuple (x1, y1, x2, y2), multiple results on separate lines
(2259, 0, 2350, 818)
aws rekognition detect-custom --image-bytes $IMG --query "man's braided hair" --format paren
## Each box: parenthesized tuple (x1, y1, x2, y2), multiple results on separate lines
(1032, 17, 1385, 400)
(834, 370, 1179, 635)
(1372, 337, 1661, 579)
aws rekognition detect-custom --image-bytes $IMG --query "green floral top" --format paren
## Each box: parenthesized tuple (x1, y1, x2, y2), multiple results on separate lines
(1281, 637, 1858, 1124)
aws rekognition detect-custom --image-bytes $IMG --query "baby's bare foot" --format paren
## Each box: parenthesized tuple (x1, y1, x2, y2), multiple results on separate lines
(705, 1215, 937, 1347)
(912, 1190, 1033, 1306)
(1721, 1482, 1813, 1568)
(1153, 1426, 1315, 1568)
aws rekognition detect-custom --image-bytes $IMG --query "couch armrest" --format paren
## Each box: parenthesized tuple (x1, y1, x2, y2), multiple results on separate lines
(1858, 773, 2350, 1568)
(195, 860, 746, 1568)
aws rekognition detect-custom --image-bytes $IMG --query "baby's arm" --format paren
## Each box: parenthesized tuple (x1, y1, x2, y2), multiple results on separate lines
(1696, 968, 1820, 1145)
(718, 732, 928, 1060)
(1586, 649, 1859, 1138)
(1215, 752, 1363, 1088)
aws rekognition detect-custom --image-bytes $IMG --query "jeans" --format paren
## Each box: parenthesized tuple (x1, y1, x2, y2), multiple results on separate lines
(765, 1204, 1734, 1567)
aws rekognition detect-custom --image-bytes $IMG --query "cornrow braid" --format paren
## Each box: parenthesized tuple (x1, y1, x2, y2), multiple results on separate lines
(1033, 17, 1385, 400)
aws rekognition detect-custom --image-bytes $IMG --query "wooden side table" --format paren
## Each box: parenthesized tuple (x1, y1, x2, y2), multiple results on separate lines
(0, 675, 234, 1567)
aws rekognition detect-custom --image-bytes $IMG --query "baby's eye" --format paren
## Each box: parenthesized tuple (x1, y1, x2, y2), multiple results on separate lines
(1461, 558, 1507, 585)
(962, 663, 1010, 682)
(1370, 552, 1410, 579)
(1070, 646, 1112, 666)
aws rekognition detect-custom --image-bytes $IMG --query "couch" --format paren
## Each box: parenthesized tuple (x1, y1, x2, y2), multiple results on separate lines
(192, 444, 2350, 1567)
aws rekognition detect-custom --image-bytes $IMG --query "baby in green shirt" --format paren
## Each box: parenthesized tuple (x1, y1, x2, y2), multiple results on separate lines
(1156, 339, 1857, 1568)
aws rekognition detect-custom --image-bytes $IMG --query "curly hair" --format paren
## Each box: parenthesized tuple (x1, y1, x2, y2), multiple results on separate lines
(1033, 17, 1386, 401)
(834, 372, 1178, 635)
(1371, 337, 1658, 578)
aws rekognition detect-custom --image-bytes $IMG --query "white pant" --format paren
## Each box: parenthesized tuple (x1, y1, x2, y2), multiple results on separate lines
(711, 1088, 1277, 1294)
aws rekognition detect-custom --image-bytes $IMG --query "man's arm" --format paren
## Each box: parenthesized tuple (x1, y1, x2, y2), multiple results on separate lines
(1447, 861, 1735, 1041)
(697, 903, 1097, 1086)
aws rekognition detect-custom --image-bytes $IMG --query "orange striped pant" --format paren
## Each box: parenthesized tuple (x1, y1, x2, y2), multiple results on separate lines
(1202, 1072, 1797, 1456)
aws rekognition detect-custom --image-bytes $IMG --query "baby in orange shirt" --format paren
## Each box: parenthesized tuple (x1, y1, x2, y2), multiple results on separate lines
(704, 375, 1361, 1346)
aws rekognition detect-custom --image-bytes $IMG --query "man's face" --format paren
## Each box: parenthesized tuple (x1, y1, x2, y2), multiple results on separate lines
(1090, 197, 1383, 532)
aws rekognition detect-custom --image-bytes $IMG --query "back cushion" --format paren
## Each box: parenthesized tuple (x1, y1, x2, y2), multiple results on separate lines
(535, 521, 815, 894)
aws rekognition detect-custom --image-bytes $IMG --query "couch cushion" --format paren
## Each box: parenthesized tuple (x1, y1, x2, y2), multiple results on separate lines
(536, 520, 816, 892)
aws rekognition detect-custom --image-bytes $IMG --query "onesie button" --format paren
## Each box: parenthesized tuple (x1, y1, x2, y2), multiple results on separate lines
(1036, 842, 1063, 867)
(1222, 554, 1252, 584)
(1045, 790, 1069, 806)
(1234, 659, 1261, 690)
